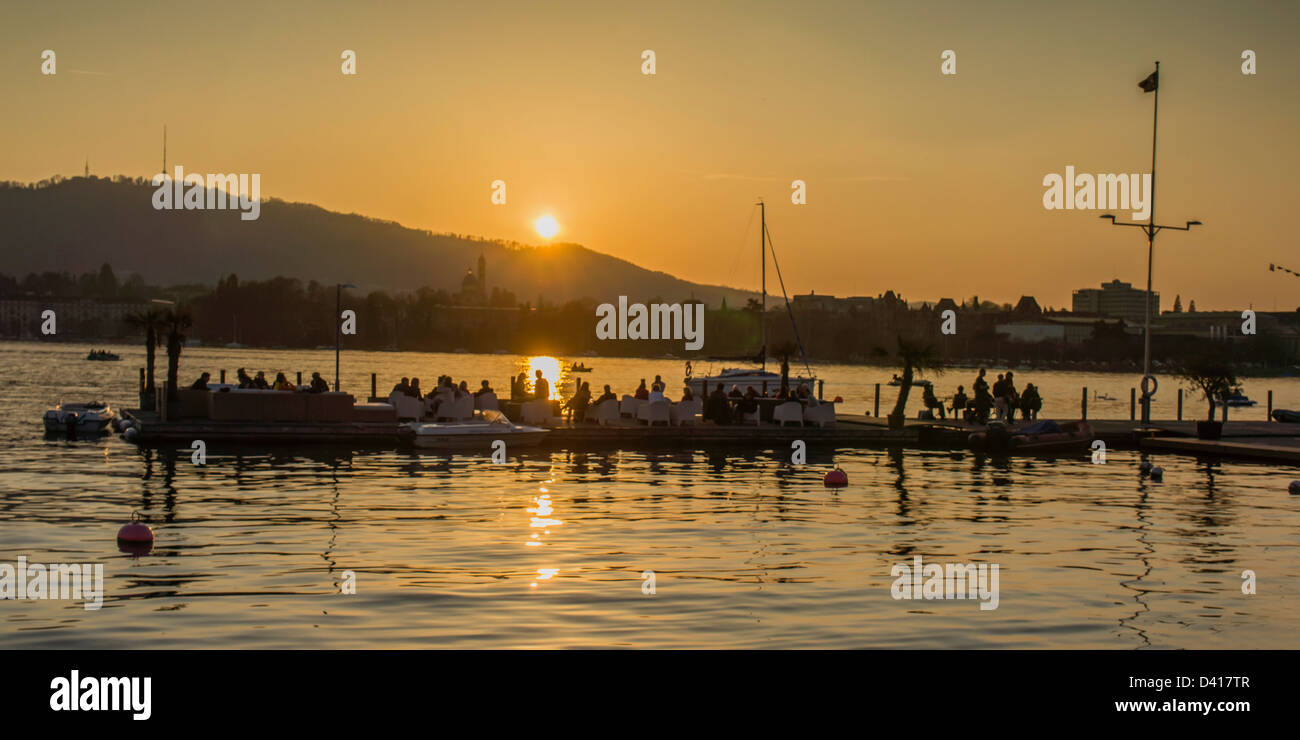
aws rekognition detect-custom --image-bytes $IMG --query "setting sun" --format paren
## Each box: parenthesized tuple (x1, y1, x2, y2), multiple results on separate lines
(534, 214, 559, 239)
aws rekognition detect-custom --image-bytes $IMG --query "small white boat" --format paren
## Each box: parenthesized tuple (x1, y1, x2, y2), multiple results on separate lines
(408, 410, 548, 449)
(1217, 392, 1257, 408)
(44, 402, 117, 435)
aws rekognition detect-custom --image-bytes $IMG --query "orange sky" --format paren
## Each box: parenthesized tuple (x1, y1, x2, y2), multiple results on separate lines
(3, 0, 1298, 310)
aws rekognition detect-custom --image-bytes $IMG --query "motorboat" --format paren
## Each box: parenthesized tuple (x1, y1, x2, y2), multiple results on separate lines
(408, 410, 548, 449)
(968, 419, 1093, 454)
(570, 362, 594, 373)
(1217, 392, 1257, 408)
(86, 350, 120, 361)
(43, 401, 117, 435)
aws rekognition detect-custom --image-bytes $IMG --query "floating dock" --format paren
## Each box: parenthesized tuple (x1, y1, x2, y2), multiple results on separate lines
(119, 408, 1300, 462)
(1140, 435, 1300, 464)
(123, 410, 412, 445)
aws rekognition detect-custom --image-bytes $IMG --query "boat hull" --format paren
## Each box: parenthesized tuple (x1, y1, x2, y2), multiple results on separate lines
(408, 421, 548, 449)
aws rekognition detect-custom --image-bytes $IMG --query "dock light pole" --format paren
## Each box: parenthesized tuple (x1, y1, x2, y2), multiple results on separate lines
(335, 283, 355, 392)
(1100, 210, 1202, 423)
(1100, 61, 1202, 425)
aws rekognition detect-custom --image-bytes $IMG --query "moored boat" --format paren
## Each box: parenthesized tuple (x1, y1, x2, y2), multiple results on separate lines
(408, 410, 548, 449)
(686, 366, 814, 396)
(684, 201, 819, 396)
(43, 401, 117, 435)
(1217, 392, 1257, 408)
(968, 419, 1093, 454)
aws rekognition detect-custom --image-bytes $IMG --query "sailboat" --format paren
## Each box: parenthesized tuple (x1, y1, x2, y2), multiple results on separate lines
(685, 201, 816, 396)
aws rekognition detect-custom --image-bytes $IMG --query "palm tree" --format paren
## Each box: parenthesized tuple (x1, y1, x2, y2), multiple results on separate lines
(161, 307, 193, 402)
(126, 306, 165, 403)
(883, 335, 942, 430)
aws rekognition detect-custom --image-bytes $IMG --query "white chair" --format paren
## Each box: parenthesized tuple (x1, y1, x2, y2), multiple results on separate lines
(741, 408, 760, 425)
(671, 399, 702, 426)
(638, 400, 671, 426)
(387, 392, 424, 421)
(803, 402, 836, 427)
(475, 392, 499, 412)
(521, 400, 552, 426)
(774, 401, 804, 426)
(435, 395, 473, 421)
(590, 399, 620, 425)
(619, 395, 639, 418)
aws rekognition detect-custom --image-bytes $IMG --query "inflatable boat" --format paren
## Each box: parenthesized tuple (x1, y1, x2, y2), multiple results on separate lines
(968, 419, 1094, 454)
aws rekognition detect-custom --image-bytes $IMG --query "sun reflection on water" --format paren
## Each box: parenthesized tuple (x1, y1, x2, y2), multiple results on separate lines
(526, 485, 563, 588)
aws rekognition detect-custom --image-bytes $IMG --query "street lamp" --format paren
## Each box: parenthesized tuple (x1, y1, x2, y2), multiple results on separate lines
(335, 283, 355, 392)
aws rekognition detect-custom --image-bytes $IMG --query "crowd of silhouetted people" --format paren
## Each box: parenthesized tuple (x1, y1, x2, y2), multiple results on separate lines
(929, 368, 1042, 424)
(188, 368, 332, 393)
(389, 374, 499, 417)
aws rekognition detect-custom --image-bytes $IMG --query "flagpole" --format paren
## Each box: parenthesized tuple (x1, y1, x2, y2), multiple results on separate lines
(1142, 61, 1158, 424)
(1104, 62, 1199, 424)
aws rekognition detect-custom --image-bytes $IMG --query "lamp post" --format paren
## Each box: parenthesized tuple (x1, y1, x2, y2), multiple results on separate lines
(1100, 61, 1201, 425)
(335, 283, 355, 392)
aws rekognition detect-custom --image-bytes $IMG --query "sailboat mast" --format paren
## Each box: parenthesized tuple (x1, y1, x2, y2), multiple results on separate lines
(759, 200, 766, 372)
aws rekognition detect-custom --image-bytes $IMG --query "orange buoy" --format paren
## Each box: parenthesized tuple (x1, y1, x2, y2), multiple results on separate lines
(823, 467, 848, 487)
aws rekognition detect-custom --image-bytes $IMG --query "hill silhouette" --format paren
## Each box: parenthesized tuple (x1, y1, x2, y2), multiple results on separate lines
(0, 176, 756, 306)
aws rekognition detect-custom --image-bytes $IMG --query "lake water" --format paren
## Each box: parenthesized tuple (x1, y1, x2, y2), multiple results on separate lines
(2, 340, 1298, 648)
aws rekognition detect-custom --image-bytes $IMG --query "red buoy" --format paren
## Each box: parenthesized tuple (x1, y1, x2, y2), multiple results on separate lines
(117, 512, 153, 544)
(823, 468, 848, 488)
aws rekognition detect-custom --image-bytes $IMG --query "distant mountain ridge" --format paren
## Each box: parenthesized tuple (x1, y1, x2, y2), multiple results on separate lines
(0, 176, 756, 306)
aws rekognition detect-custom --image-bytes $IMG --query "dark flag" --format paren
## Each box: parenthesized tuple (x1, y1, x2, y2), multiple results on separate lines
(1138, 70, 1158, 92)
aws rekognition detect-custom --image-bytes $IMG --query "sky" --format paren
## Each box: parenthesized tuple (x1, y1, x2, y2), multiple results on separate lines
(2, 0, 1298, 311)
